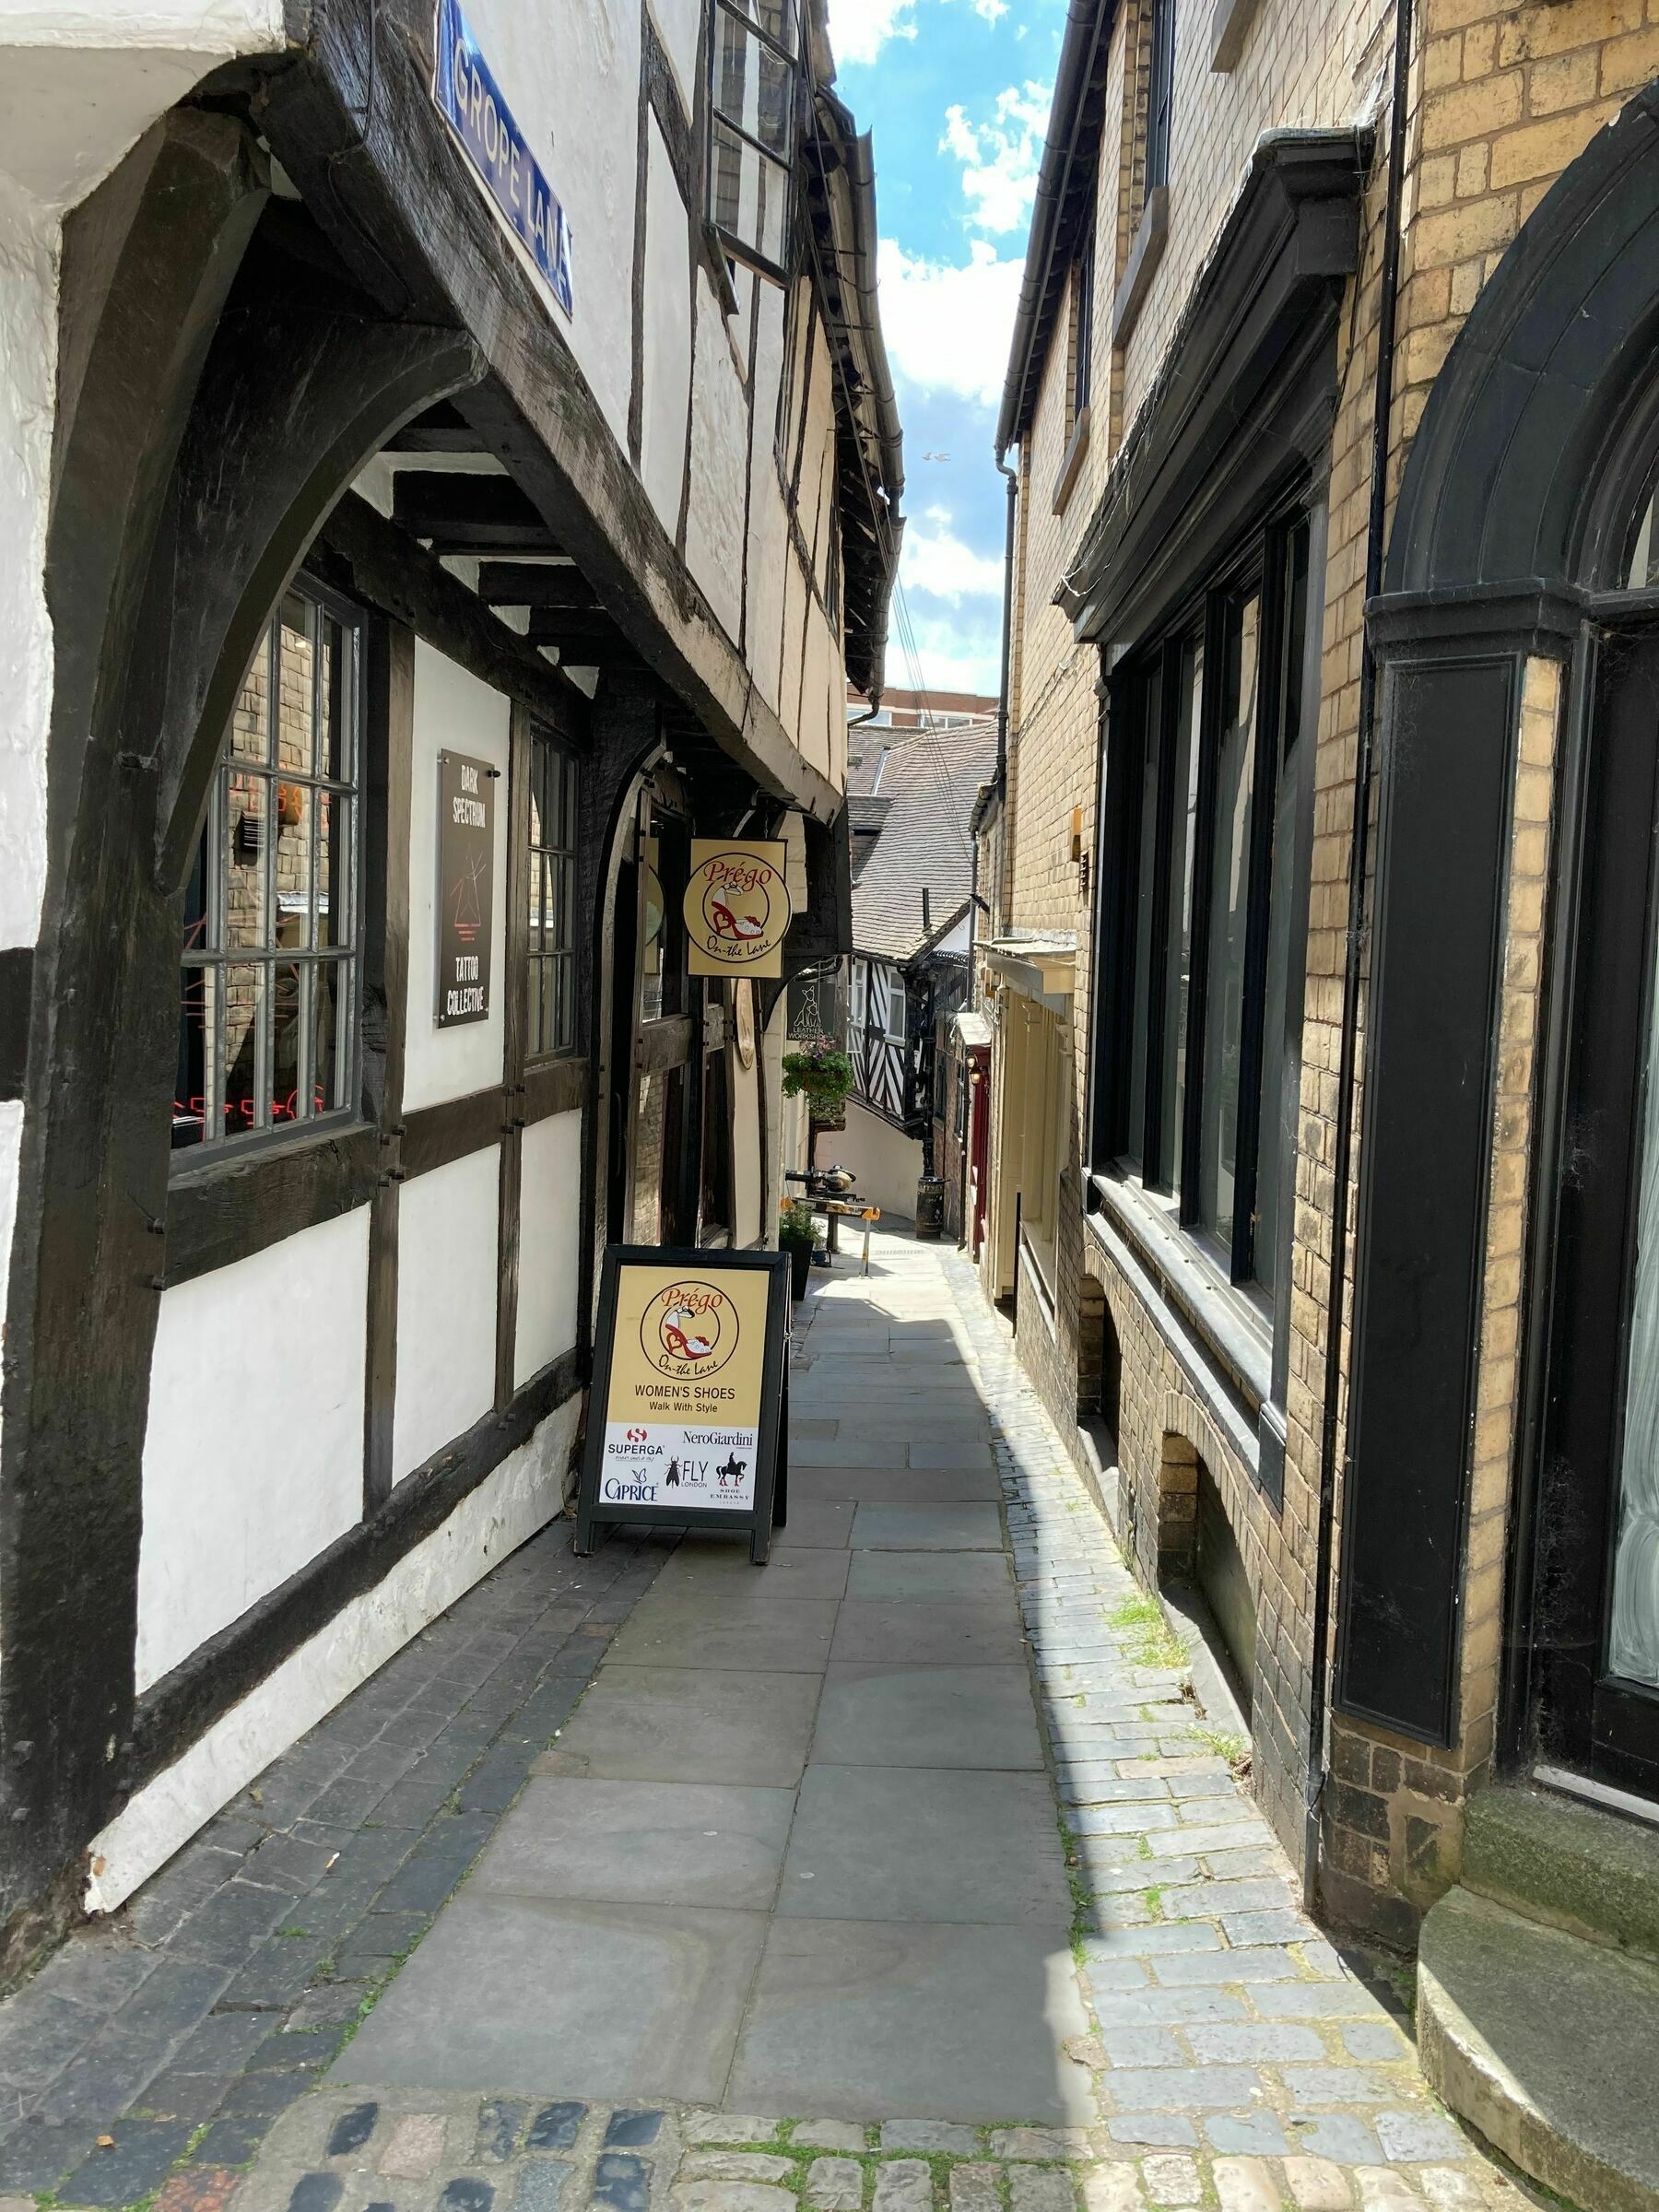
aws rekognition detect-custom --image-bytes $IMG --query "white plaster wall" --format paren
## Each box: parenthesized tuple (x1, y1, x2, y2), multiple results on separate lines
(136, 1206, 371, 1693)
(404, 641, 510, 1112)
(646, 0, 700, 111)
(0, 181, 56, 956)
(86, 1393, 580, 1913)
(640, 122, 691, 536)
(798, 600, 833, 781)
(744, 298, 788, 718)
(513, 1108, 582, 1387)
(684, 271, 747, 644)
(393, 1145, 500, 1482)
(830, 1100, 923, 1224)
(468, 0, 639, 448)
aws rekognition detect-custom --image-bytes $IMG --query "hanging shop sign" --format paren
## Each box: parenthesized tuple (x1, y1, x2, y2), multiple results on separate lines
(684, 839, 793, 978)
(433, 0, 575, 320)
(575, 1246, 791, 1562)
(435, 750, 496, 1027)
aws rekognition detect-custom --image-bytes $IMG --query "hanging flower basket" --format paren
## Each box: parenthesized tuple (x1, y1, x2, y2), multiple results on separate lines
(782, 1038, 853, 1123)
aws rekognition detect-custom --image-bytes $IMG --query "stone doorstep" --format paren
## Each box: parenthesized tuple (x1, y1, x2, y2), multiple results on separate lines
(1461, 1783, 1659, 1965)
(1418, 1885, 1659, 2212)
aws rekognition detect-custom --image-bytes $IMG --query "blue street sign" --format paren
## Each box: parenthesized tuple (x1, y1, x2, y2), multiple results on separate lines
(433, 0, 574, 319)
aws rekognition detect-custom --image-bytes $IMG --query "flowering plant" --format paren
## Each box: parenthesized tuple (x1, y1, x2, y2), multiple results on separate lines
(781, 1036, 853, 1115)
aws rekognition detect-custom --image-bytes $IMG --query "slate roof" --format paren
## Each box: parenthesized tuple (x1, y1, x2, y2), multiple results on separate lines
(843, 716, 999, 962)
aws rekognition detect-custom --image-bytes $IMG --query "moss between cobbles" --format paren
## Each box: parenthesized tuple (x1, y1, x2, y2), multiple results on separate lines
(685, 2130, 1080, 2203)
(1106, 1596, 1183, 1677)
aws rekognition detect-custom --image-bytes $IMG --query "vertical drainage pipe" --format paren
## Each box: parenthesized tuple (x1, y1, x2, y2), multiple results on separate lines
(1304, 0, 1415, 1909)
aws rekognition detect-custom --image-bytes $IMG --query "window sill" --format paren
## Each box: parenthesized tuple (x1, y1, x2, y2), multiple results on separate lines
(1209, 0, 1264, 71)
(1088, 1168, 1270, 1408)
(1052, 405, 1091, 516)
(169, 1111, 367, 1186)
(1112, 186, 1169, 349)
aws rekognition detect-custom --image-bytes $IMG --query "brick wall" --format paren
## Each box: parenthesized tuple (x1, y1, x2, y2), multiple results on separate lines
(984, 0, 1659, 1937)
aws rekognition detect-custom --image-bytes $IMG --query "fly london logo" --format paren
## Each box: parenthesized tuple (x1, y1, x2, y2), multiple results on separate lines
(640, 1281, 739, 1381)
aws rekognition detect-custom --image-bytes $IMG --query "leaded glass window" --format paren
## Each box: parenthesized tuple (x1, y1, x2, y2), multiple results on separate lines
(174, 581, 361, 1157)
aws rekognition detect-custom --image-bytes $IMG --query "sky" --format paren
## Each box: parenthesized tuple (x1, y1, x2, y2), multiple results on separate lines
(824, 0, 1065, 696)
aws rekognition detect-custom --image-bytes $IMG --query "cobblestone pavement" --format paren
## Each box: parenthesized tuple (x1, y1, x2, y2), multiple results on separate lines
(0, 1230, 1539, 2212)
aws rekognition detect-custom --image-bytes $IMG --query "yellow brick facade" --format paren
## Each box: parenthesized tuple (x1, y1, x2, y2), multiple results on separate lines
(980, 0, 1659, 1942)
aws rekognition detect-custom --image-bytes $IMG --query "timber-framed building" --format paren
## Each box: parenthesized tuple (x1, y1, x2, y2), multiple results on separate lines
(0, 0, 899, 1973)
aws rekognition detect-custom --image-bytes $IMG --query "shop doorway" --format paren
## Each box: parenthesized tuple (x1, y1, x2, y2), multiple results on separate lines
(1535, 620, 1659, 1804)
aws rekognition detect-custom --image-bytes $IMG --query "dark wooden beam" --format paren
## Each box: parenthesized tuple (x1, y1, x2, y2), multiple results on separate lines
(478, 560, 596, 609)
(526, 607, 634, 653)
(383, 398, 485, 453)
(313, 492, 585, 735)
(392, 470, 563, 553)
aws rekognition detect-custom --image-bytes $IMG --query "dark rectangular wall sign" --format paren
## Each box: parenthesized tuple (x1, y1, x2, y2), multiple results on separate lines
(1336, 658, 1515, 1745)
(575, 1246, 791, 1563)
(436, 748, 495, 1027)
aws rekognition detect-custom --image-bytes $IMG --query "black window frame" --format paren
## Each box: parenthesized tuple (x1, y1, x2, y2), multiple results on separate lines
(1146, 0, 1177, 196)
(706, 0, 801, 286)
(1096, 506, 1312, 1298)
(1073, 225, 1096, 424)
(172, 572, 367, 1169)
(524, 721, 581, 1063)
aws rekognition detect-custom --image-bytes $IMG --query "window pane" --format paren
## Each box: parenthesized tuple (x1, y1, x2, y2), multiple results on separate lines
(316, 615, 348, 780)
(274, 777, 312, 947)
(1253, 527, 1312, 1291)
(1627, 479, 1659, 590)
(224, 963, 266, 1135)
(727, 0, 795, 53)
(317, 791, 347, 949)
(230, 629, 273, 765)
(1156, 635, 1203, 1189)
(225, 768, 272, 950)
(276, 599, 312, 776)
(269, 959, 303, 1124)
(1198, 594, 1262, 1250)
(1124, 663, 1162, 1168)
(313, 959, 344, 1118)
(710, 121, 789, 269)
(175, 963, 210, 1151)
(714, 6, 793, 156)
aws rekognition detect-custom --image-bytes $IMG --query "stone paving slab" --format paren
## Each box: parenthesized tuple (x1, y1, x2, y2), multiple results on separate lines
(810, 1664, 1043, 1771)
(534, 1668, 822, 1787)
(0, 1230, 1550, 2212)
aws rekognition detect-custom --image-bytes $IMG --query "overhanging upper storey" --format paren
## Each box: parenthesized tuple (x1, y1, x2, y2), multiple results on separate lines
(804, 68, 905, 704)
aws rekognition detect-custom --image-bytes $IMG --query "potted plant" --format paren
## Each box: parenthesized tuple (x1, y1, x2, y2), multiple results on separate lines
(778, 1198, 818, 1299)
(782, 1037, 854, 1124)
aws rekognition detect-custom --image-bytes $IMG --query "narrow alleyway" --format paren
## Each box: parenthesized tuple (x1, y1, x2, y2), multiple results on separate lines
(0, 1231, 1531, 2212)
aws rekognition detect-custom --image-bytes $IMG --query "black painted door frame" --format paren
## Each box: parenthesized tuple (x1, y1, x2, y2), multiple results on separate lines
(1522, 613, 1659, 1799)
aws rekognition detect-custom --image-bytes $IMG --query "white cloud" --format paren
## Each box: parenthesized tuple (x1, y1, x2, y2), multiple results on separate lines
(877, 238, 1024, 409)
(827, 0, 917, 66)
(895, 608, 1004, 696)
(902, 510, 1005, 604)
(829, 0, 1013, 68)
(940, 81, 1051, 236)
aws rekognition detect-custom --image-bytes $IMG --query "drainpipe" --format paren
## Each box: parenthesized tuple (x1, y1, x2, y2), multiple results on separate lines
(994, 453, 1018, 798)
(1304, 0, 1415, 1910)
